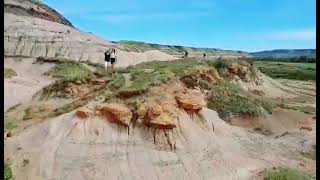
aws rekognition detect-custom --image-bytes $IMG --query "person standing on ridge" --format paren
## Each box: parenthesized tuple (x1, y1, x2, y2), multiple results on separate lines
(104, 49, 111, 71)
(109, 48, 117, 74)
(183, 51, 188, 58)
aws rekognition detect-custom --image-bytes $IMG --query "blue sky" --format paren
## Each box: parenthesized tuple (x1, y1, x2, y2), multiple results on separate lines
(43, 0, 315, 52)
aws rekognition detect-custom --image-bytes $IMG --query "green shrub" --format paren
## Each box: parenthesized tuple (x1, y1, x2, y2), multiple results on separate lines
(94, 66, 109, 77)
(22, 159, 30, 167)
(4, 114, 17, 131)
(41, 80, 70, 98)
(49, 62, 93, 83)
(301, 145, 316, 160)
(4, 112, 17, 131)
(210, 60, 229, 71)
(104, 91, 115, 102)
(107, 74, 125, 90)
(4, 163, 13, 180)
(207, 82, 274, 117)
(263, 167, 315, 180)
(42, 62, 94, 98)
(23, 106, 32, 120)
(4, 68, 17, 79)
(244, 58, 255, 66)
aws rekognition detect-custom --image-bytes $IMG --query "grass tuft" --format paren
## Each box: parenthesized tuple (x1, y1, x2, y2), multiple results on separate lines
(6, 104, 21, 113)
(4, 163, 13, 180)
(209, 60, 229, 71)
(107, 74, 125, 90)
(4, 68, 17, 79)
(23, 106, 33, 120)
(130, 70, 173, 89)
(49, 62, 93, 83)
(4, 115, 17, 130)
(301, 145, 316, 160)
(22, 159, 30, 167)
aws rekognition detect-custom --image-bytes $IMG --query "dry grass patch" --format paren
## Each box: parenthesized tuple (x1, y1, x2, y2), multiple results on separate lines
(4, 68, 17, 79)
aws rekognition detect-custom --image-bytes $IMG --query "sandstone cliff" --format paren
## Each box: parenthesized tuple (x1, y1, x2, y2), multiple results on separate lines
(4, 0, 177, 67)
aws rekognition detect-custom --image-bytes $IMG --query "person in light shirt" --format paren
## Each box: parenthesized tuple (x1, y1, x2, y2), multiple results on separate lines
(109, 48, 117, 74)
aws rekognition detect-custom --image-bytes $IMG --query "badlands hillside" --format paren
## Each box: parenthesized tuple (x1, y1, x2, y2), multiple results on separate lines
(4, 0, 178, 67)
(4, 0, 316, 180)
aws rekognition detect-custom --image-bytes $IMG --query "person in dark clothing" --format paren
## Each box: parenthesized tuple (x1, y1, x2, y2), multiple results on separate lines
(184, 51, 188, 58)
(103, 49, 111, 71)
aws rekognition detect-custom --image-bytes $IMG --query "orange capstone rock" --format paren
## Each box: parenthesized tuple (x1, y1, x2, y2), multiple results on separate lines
(102, 103, 132, 126)
(76, 107, 93, 118)
(175, 91, 206, 111)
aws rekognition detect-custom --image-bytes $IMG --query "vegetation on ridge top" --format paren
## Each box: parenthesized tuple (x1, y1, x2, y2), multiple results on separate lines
(255, 61, 316, 81)
(262, 167, 315, 180)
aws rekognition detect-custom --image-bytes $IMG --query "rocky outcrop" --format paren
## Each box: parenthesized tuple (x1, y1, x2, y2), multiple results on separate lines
(175, 91, 206, 111)
(5, 107, 313, 180)
(102, 103, 132, 126)
(196, 67, 222, 83)
(138, 102, 178, 129)
(180, 67, 223, 89)
(76, 107, 93, 118)
(228, 62, 239, 74)
(148, 113, 177, 129)
(147, 104, 162, 119)
(4, 0, 73, 27)
(227, 62, 263, 85)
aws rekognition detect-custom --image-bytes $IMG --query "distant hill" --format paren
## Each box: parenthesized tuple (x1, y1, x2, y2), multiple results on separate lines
(250, 49, 316, 58)
(115, 41, 316, 59)
(115, 40, 250, 58)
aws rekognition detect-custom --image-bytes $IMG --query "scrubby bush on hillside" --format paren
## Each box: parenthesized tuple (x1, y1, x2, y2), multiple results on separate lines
(4, 163, 13, 180)
(42, 62, 94, 98)
(49, 62, 93, 83)
(207, 81, 274, 117)
(262, 167, 315, 180)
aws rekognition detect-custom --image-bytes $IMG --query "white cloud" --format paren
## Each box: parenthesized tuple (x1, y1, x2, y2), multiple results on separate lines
(265, 28, 316, 40)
